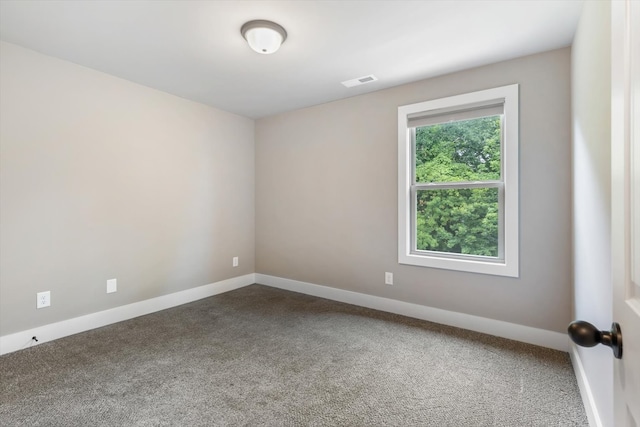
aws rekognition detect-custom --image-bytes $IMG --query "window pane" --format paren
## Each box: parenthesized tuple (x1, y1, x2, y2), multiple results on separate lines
(416, 187, 499, 257)
(414, 115, 501, 183)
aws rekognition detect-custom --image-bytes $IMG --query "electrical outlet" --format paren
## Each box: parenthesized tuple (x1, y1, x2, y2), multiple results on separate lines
(107, 278, 117, 294)
(37, 291, 51, 309)
(385, 272, 394, 285)
(233, 257, 239, 267)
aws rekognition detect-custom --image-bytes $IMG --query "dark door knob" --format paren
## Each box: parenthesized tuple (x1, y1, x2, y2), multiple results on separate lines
(568, 321, 623, 359)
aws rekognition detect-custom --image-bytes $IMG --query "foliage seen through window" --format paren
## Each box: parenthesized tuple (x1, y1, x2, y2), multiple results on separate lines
(415, 116, 501, 257)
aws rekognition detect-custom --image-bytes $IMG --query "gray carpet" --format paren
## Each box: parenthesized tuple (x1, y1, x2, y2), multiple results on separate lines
(1, 284, 587, 426)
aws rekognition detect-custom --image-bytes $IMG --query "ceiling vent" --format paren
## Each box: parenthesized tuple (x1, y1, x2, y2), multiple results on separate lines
(341, 74, 378, 88)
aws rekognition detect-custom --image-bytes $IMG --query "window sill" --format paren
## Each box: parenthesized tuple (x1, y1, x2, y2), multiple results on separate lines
(398, 252, 519, 277)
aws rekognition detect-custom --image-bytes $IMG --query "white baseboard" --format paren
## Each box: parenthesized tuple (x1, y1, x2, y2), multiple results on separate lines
(2, 273, 569, 355)
(569, 344, 602, 427)
(0, 274, 255, 356)
(255, 273, 569, 352)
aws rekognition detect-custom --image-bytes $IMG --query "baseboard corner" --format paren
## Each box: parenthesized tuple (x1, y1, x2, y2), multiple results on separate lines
(569, 344, 603, 427)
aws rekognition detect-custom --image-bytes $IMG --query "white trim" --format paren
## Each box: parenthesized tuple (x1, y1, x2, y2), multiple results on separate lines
(569, 344, 603, 427)
(398, 84, 519, 277)
(0, 274, 255, 355)
(256, 273, 567, 351)
(2, 272, 570, 355)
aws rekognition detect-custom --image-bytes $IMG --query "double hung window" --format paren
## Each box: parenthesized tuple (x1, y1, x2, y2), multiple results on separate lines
(397, 85, 519, 277)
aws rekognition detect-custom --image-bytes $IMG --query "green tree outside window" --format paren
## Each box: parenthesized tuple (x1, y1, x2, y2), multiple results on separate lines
(415, 116, 501, 257)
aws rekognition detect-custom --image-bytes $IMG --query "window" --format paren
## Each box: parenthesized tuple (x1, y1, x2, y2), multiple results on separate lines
(398, 84, 519, 277)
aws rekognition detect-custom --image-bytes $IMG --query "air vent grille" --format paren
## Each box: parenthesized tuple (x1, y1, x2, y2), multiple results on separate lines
(341, 74, 378, 88)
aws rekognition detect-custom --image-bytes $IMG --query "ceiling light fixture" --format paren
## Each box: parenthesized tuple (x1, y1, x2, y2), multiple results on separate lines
(241, 20, 287, 55)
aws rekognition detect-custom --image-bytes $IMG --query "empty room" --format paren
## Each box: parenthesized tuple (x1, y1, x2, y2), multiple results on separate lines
(0, 1, 638, 426)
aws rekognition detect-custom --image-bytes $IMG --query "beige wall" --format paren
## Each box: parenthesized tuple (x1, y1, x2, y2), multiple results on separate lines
(0, 42, 255, 336)
(256, 48, 572, 333)
(572, 1, 613, 425)
(1, 41, 573, 340)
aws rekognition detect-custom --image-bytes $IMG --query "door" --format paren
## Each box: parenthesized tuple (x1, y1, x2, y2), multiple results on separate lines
(612, 1, 640, 426)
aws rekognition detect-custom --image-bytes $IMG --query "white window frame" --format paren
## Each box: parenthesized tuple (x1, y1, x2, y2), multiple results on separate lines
(397, 84, 519, 277)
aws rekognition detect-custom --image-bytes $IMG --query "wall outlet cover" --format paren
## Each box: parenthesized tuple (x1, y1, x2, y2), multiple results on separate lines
(37, 291, 51, 308)
(385, 272, 394, 285)
(107, 279, 117, 294)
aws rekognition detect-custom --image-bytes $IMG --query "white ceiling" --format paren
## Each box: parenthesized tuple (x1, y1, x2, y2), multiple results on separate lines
(0, 0, 584, 119)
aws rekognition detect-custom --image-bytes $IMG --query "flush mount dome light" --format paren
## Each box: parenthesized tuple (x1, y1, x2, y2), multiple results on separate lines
(241, 20, 287, 54)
